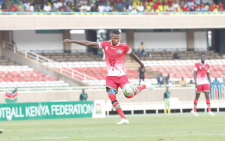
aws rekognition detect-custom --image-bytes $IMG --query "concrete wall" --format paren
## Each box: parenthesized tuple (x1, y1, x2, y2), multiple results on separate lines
(0, 88, 222, 103)
(194, 31, 207, 49)
(70, 33, 86, 51)
(1, 15, 225, 30)
(13, 30, 63, 51)
(134, 32, 187, 50)
(2, 48, 89, 86)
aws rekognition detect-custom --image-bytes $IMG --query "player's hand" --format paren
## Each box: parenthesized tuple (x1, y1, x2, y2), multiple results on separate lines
(140, 64, 144, 68)
(195, 84, 198, 89)
(63, 39, 71, 44)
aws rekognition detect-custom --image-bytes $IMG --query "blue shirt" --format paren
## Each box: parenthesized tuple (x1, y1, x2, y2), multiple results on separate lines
(212, 80, 220, 84)
(164, 91, 170, 99)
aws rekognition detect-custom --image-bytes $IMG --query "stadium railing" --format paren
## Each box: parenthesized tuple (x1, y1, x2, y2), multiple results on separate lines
(0, 11, 225, 15)
(3, 41, 98, 81)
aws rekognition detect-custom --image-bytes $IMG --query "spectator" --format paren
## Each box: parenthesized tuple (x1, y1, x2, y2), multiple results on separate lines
(153, 3, 158, 11)
(182, 3, 188, 11)
(187, 0, 194, 8)
(117, 2, 122, 10)
(128, 3, 135, 12)
(179, 77, 187, 86)
(190, 5, 195, 11)
(124, 0, 131, 9)
(157, 74, 164, 86)
(80, 89, 88, 101)
(223, 75, 225, 85)
(195, 0, 201, 5)
(211, 2, 217, 10)
(65, 1, 72, 12)
(98, 3, 105, 12)
(219, 1, 223, 8)
(173, 0, 179, 12)
(219, 6, 224, 11)
(131, 7, 137, 14)
(212, 78, 220, 84)
(189, 80, 194, 84)
(104, 3, 112, 12)
(137, 3, 144, 12)
(194, 3, 199, 10)
(166, 74, 173, 85)
(52, 0, 62, 12)
(86, 4, 91, 12)
(120, 3, 126, 12)
(43, 3, 51, 12)
(10, 4, 17, 12)
(138, 42, 146, 57)
(0, 0, 3, 6)
(167, 0, 172, 6)
(91, 3, 98, 12)
(24, 1, 30, 11)
(156, 0, 160, 5)
(80, 4, 86, 12)
(138, 67, 145, 85)
(167, 5, 174, 12)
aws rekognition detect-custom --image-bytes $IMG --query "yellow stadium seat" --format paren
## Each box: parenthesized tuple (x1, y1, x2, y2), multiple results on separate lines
(104, 13, 108, 15)
(92, 13, 97, 15)
(164, 5, 169, 12)
(39, 13, 44, 15)
(213, 9, 218, 12)
(149, 2, 154, 6)
(151, 9, 154, 12)
(48, 2, 51, 7)
(156, 9, 160, 12)
(153, 0, 156, 2)
(13, 13, 17, 15)
(205, 5, 209, 9)
(0, 9, 2, 13)
(86, 13, 91, 15)
(159, 0, 162, 2)
(204, 13, 208, 15)
(147, 6, 151, 10)
(158, 5, 163, 12)
(179, 9, 183, 12)
(51, 13, 55, 15)
(80, 13, 85, 15)
(175, 13, 180, 15)
(216, 5, 219, 9)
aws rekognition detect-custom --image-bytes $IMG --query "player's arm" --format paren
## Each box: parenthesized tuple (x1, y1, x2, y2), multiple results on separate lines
(194, 71, 198, 89)
(129, 52, 144, 68)
(63, 39, 98, 48)
(207, 72, 212, 89)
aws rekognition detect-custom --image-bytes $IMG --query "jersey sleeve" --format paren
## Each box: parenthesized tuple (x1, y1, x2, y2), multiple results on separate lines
(194, 63, 198, 71)
(97, 41, 107, 49)
(125, 44, 132, 54)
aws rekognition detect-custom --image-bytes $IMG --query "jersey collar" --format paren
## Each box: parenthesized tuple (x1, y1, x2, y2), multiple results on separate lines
(200, 61, 206, 65)
(110, 40, 120, 46)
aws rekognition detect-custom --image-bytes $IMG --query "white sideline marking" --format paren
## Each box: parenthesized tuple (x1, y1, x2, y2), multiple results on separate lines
(14, 134, 225, 140)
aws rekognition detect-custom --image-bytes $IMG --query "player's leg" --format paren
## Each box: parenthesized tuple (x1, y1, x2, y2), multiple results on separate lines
(203, 84, 215, 115)
(192, 84, 202, 116)
(164, 99, 167, 115)
(168, 99, 171, 115)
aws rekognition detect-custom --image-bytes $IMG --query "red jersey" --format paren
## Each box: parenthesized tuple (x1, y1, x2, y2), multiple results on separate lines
(194, 62, 210, 85)
(194, 4, 198, 9)
(167, 0, 172, 5)
(153, 3, 158, 9)
(219, 3, 223, 8)
(211, 4, 216, 9)
(200, 4, 204, 8)
(156, 1, 160, 5)
(182, 5, 187, 11)
(98, 41, 132, 77)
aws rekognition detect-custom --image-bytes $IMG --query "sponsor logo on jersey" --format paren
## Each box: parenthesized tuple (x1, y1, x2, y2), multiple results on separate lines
(117, 50, 122, 53)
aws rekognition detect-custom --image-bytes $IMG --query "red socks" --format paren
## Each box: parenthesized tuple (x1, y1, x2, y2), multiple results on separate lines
(194, 99, 198, 112)
(126, 84, 146, 98)
(206, 99, 211, 112)
(194, 99, 211, 112)
(108, 93, 126, 119)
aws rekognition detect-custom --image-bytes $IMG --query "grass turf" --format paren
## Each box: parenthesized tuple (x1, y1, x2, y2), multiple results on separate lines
(1, 114, 225, 141)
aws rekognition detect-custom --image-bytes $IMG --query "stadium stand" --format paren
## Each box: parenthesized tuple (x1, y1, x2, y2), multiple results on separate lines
(0, 56, 69, 88)
(0, 0, 224, 13)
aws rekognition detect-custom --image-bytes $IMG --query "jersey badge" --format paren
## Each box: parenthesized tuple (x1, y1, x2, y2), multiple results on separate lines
(117, 50, 122, 53)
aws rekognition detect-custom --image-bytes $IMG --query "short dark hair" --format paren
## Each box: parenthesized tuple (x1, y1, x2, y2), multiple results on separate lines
(201, 53, 206, 56)
(111, 29, 120, 35)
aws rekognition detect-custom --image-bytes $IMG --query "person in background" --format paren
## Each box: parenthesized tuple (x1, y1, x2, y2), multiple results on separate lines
(43, 3, 51, 12)
(166, 73, 172, 86)
(104, 3, 112, 12)
(179, 77, 187, 86)
(173, 0, 179, 12)
(138, 42, 146, 57)
(164, 87, 171, 115)
(190, 80, 194, 84)
(212, 77, 220, 84)
(137, 3, 144, 12)
(157, 73, 164, 86)
(80, 89, 88, 101)
(223, 75, 225, 85)
(128, 3, 135, 12)
(91, 3, 98, 12)
(98, 3, 105, 12)
(138, 67, 145, 85)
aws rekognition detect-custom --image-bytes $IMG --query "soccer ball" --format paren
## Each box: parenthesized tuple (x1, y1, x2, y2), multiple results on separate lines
(122, 83, 135, 97)
(7, 115, 12, 121)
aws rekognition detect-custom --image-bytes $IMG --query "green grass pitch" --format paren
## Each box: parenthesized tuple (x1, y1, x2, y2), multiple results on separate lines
(1, 114, 225, 141)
